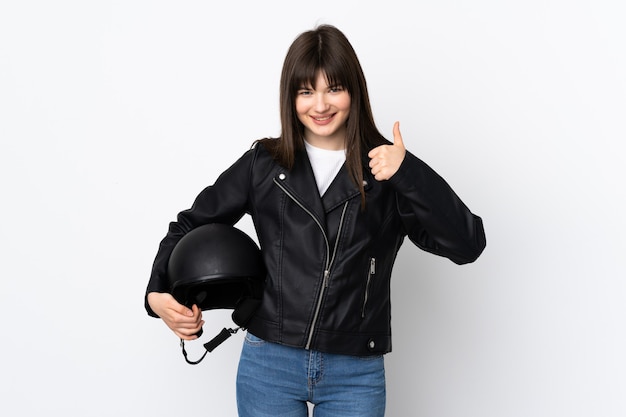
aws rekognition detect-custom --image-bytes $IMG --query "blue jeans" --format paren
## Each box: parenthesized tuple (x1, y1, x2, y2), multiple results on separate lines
(236, 332, 386, 417)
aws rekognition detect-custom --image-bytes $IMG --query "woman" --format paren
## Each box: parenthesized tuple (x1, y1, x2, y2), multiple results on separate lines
(146, 24, 486, 417)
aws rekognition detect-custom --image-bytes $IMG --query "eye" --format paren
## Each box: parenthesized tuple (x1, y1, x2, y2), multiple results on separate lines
(329, 85, 345, 93)
(297, 88, 313, 96)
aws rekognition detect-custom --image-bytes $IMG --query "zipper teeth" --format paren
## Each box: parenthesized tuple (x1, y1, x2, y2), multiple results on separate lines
(305, 201, 349, 348)
(362, 257, 375, 318)
(328, 201, 349, 270)
(273, 178, 349, 350)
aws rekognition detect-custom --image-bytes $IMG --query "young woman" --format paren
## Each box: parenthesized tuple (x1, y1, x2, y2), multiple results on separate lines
(145, 24, 486, 417)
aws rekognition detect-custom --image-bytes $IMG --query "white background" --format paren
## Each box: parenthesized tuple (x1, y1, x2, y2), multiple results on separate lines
(1, 1, 625, 416)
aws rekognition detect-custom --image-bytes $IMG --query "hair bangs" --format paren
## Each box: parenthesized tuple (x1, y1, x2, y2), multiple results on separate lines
(290, 51, 351, 94)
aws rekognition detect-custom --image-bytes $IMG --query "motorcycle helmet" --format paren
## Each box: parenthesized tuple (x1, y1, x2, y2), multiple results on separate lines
(167, 223, 265, 363)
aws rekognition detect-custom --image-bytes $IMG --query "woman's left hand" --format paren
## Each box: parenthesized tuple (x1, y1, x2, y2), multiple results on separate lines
(368, 121, 406, 181)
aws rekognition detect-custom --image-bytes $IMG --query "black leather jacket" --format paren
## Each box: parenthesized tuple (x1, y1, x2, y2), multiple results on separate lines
(146, 142, 486, 356)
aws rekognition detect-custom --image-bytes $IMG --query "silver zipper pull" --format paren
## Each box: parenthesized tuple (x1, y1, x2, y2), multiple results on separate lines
(370, 258, 376, 275)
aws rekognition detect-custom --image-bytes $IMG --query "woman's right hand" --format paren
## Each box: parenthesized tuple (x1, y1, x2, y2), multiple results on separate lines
(147, 292, 204, 340)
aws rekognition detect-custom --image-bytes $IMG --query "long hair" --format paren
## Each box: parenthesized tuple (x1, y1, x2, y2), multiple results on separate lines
(260, 25, 388, 207)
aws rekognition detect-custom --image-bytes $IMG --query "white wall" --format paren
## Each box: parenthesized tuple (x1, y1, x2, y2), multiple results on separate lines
(1, 1, 624, 416)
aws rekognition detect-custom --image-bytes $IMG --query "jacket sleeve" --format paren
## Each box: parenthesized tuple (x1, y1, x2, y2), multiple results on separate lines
(144, 147, 258, 316)
(388, 151, 486, 265)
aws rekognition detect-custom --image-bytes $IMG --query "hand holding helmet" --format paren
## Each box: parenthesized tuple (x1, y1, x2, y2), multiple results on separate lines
(160, 223, 266, 364)
(147, 292, 204, 340)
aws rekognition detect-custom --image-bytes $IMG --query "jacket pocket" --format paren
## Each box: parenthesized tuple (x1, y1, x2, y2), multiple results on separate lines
(361, 257, 376, 318)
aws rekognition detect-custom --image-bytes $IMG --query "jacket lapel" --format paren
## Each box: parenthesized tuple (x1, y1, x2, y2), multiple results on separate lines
(276, 150, 327, 225)
(276, 150, 374, 219)
(321, 165, 359, 212)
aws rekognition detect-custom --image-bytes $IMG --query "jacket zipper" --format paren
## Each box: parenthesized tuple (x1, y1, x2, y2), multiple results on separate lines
(273, 178, 349, 349)
(361, 257, 376, 318)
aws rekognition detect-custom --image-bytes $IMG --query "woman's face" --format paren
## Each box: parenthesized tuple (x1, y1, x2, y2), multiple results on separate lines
(295, 71, 351, 150)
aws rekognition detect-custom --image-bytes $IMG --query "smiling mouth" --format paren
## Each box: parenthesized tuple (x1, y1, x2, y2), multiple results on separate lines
(312, 114, 334, 123)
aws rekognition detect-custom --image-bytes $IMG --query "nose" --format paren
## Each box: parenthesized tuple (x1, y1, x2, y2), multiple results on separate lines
(313, 93, 330, 113)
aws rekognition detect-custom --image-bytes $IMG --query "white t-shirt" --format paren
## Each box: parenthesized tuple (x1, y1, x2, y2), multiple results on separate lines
(304, 140, 346, 196)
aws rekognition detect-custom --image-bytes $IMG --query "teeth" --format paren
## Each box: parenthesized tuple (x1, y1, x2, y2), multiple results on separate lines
(314, 116, 331, 121)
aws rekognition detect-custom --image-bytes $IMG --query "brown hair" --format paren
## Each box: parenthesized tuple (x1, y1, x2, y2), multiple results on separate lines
(259, 24, 388, 206)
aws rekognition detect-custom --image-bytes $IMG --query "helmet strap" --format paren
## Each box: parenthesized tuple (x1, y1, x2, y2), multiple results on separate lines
(178, 296, 260, 365)
(180, 326, 241, 365)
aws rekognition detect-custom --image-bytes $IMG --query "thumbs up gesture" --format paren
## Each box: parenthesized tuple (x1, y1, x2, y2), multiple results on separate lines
(368, 121, 406, 181)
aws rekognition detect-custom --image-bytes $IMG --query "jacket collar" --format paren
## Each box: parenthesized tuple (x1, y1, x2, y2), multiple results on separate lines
(275, 149, 372, 219)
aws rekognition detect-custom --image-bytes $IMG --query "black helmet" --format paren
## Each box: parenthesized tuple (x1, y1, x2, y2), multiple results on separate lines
(167, 223, 265, 363)
(168, 223, 265, 312)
